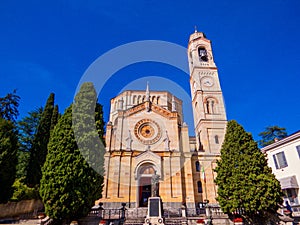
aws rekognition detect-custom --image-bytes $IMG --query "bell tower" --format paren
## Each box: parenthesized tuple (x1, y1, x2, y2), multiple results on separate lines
(188, 30, 227, 153)
(188, 30, 227, 202)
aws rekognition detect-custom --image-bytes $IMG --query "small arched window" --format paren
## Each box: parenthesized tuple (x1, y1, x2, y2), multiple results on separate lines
(215, 135, 219, 144)
(205, 97, 218, 114)
(133, 95, 137, 105)
(156, 96, 160, 105)
(152, 96, 156, 103)
(197, 181, 203, 193)
(206, 101, 210, 114)
(198, 47, 208, 62)
(211, 101, 215, 114)
(195, 161, 200, 172)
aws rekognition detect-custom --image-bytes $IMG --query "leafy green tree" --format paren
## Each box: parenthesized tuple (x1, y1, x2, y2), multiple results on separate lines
(258, 125, 287, 147)
(40, 83, 104, 223)
(16, 107, 43, 179)
(0, 118, 18, 203)
(26, 93, 55, 186)
(0, 90, 20, 122)
(215, 120, 283, 224)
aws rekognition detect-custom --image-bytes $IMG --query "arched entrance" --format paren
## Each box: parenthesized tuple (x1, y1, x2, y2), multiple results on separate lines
(137, 163, 156, 207)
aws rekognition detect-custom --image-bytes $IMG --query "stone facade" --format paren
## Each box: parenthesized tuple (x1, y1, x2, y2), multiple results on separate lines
(98, 31, 227, 210)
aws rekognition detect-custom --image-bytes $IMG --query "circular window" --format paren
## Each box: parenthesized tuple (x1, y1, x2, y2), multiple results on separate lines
(134, 119, 161, 145)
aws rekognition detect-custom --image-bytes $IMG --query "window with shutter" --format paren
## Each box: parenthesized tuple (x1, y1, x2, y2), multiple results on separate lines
(296, 145, 300, 158)
(273, 151, 288, 169)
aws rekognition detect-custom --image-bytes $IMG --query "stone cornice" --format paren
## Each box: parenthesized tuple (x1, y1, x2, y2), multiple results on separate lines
(121, 102, 178, 119)
(124, 103, 146, 117)
(151, 104, 178, 119)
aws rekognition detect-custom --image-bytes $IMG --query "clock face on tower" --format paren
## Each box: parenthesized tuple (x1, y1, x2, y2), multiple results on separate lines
(201, 77, 214, 87)
(134, 119, 162, 145)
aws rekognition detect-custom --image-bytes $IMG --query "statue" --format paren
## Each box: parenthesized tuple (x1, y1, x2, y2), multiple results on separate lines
(151, 171, 160, 197)
(164, 131, 170, 151)
(126, 130, 132, 150)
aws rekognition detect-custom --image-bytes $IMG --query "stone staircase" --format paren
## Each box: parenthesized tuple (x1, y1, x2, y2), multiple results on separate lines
(123, 217, 145, 225)
(125, 208, 147, 219)
(124, 217, 190, 225)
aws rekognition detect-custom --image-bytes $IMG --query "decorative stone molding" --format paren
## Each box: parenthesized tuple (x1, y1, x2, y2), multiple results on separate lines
(134, 119, 162, 145)
(198, 71, 215, 76)
(152, 105, 177, 119)
(124, 103, 146, 117)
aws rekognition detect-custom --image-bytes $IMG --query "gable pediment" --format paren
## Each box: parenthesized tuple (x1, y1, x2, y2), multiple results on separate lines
(134, 150, 162, 179)
(135, 149, 161, 162)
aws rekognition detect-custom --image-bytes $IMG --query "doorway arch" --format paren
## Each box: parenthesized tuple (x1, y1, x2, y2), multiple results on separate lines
(136, 163, 157, 207)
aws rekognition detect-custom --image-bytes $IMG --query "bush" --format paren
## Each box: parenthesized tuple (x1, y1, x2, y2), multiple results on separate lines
(10, 178, 39, 201)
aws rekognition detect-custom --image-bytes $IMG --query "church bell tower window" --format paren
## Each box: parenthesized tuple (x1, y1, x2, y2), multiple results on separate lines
(198, 47, 208, 62)
(197, 181, 203, 193)
(195, 161, 200, 172)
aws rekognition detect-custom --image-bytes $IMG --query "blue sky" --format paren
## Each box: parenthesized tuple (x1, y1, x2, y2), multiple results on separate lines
(1, 0, 299, 140)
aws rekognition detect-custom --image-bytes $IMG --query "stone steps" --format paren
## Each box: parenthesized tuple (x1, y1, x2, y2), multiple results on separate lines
(124, 218, 145, 225)
(124, 217, 191, 225)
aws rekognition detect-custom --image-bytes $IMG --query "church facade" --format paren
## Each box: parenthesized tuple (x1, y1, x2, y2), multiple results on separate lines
(99, 31, 227, 210)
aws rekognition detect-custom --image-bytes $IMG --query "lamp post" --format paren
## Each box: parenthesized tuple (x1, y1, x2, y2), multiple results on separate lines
(98, 202, 104, 218)
(202, 200, 212, 225)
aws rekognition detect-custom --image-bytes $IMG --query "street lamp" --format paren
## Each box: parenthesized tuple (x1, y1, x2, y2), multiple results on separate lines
(201, 200, 212, 225)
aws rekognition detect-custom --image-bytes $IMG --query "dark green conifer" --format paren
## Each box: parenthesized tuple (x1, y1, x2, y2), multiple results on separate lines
(50, 104, 59, 132)
(40, 82, 104, 222)
(0, 90, 20, 122)
(0, 118, 18, 203)
(26, 93, 55, 186)
(258, 125, 287, 147)
(17, 107, 43, 179)
(215, 120, 283, 224)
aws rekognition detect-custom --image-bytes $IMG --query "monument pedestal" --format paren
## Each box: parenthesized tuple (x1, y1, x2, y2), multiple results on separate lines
(144, 197, 164, 225)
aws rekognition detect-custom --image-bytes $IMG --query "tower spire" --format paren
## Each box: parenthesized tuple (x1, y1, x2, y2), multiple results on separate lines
(194, 25, 198, 33)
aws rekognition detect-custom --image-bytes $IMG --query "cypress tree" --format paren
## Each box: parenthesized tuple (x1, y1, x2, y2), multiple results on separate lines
(50, 104, 59, 132)
(73, 82, 105, 175)
(40, 82, 104, 222)
(215, 120, 283, 224)
(0, 118, 18, 203)
(26, 93, 55, 186)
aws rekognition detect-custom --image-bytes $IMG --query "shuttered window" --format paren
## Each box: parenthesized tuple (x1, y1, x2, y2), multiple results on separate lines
(273, 151, 288, 169)
(296, 145, 300, 158)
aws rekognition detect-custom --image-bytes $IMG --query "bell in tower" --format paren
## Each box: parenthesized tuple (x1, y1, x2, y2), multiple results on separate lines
(198, 47, 208, 62)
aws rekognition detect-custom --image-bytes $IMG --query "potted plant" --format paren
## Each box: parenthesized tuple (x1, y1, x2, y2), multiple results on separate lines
(233, 217, 243, 225)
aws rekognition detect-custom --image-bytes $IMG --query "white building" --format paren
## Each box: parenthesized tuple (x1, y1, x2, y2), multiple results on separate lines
(262, 131, 300, 215)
